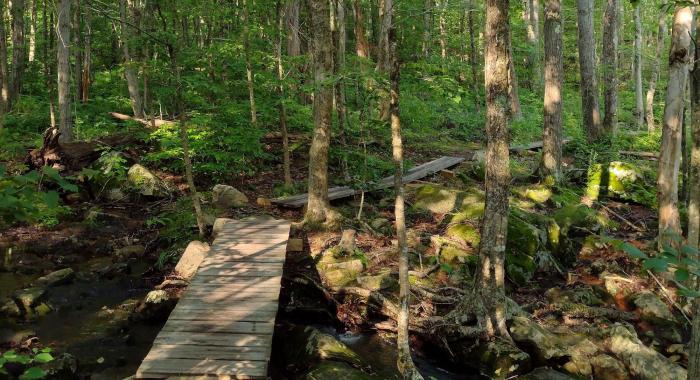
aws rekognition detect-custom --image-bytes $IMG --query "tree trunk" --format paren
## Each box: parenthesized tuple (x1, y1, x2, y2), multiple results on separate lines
(119, 0, 143, 118)
(10, 0, 25, 107)
(0, 0, 9, 112)
(285, 0, 301, 56)
(507, 34, 522, 119)
(389, 13, 423, 380)
(422, 0, 431, 58)
(467, 0, 480, 111)
(376, 0, 392, 72)
(525, 0, 542, 88)
(438, 0, 447, 60)
(333, 0, 349, 180)
(353, 0, 369, 58)
(657, 6, 693, 245)
(647, 11, 667, 131)
(540, 0, 563, 183)
(243, 0, 257, 128)
(689, 297, 700, 378)
(690, 15, 700, 248)
(634, 5, 644, 129)
(305, 0, 339, 229)
(601, 0, 618, 135)
(576, 0, 603, 141)
(479, 0, 512, 339)
(57, 0, 72, 143)
(277, 0, 292, 186)
(82, 3, 91, 102)
(28, 0, 35, 62)
(73, 0, 83, 102)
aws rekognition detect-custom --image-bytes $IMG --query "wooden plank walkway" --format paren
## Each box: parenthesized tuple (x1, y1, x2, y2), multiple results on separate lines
(271, 156, 465, 208)
(136, 217, 291, 379)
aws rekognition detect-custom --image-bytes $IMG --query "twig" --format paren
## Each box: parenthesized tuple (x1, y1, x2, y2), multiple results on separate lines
(599, 203, 644, 232)
(646, 270, 692, 324)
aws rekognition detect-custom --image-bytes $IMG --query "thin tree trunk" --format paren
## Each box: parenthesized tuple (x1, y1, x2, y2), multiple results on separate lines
(438, 0, 447, 60)
(601, 0, 618, 135)
(353, 0, 369, 58)
(467, 0, 479, 111)
(119, 0, 143, 118)
(277, 0, 291, 186)
(0, 0, 9, 112)
(479, 0, 512, 340)
(658, 6, 693, 245)
(389, 13, 423, 380)
(243, 0, 257, 128)
(285, 0, 301, 56)
(647, 11, 667, 131)
(305, 0, 339, 228)
(507, 34, 522, 119)
(333, 0, 349, 180)
(525, 0, 542, 88)
(422, 0, 431, 58)
(540, 0, 563, 183)
(57, 0, 72, 142)
(688, 298, 700, 378)
(28, 0, 35, 62)
(10, 0, 25, 107)
(576, 0, 603, 141)
(82, 3, 91, 102)
(73, 0, 83, 102)
(634, 5, 644, 129)
(689, 14, 700, 248)
(376, 0, 392, 72)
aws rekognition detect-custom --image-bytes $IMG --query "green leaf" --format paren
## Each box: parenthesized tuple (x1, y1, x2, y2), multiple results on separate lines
(19, 366, 46, 380)
(622, 243, 648, 259)
(643, 258, 669, 273)
(675, 268, 690, 282)
(682, 245, 700, 257)
(678, 287, 700, 298)
(33, 353, 53, 363)
(43, 192, 59, 209)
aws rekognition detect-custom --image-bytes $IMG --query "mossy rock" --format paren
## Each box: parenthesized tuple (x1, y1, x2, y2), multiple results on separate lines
(440, 244, 476, 264)
(413, 184, 484, 215)
(282, 325, 367, 372)
(127, 164, 171, 197)
(356, 270, 397, 291)
(456, 339, 531, 379)
(301, 361, 377, 380)
(552, 205, 598, 235)
(513, 184, 553, 204)
(445, 223, 480, 246)
(586, 161, 654, 205)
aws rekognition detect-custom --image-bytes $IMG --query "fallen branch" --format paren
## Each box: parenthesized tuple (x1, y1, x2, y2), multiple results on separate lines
(109, 112, 174, 128)
(619, 151, 658, 160)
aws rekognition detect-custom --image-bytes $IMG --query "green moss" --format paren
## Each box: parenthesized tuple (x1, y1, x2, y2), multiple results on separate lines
(440, 245, 476, 264)
(514, 184, 553, 204)
(446, 224, 480, 246)
(553, 205, 598, 235)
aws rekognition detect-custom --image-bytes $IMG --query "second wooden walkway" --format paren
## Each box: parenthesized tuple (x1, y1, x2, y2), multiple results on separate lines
(136, 216, 291, 379)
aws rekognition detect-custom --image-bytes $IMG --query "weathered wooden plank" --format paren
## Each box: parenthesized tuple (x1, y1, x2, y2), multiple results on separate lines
(178, 293, 280, 305)
(154, 332, 272, 347)
(166, 309, 277, 323)
(137, 358, 267, 377)
(271, 156, 465, 207)
(188, 275, 282, 286)
(196, 267, 284, 277)
(144, 345, 270, 361)
(161, 320, 274, 334)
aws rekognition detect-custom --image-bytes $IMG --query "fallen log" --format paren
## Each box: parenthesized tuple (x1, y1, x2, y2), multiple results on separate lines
(109, 112, 174, 128)
(619, 151, 658, 160)
(26, 127, 139, 174)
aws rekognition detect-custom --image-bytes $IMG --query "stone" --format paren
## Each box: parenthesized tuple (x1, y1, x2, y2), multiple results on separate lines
(520, 368, 575, 380)
(515, 184, 553, 204)
(506, 215, 543, 285)
(155, 279, 190, 289)
(104, 187, 127, 202)
(0, 328, 35, 345)
(174, 241, 210, 280)
(632, 291, 675, 323)
(256, 197, 272, 207)
(114, 245, 146, 260)
(37, 268, 75, 287)
(466, 339, 531, 379)
(413, 185, 461, 214)
(45, 353, 78, 377)
(339, 230, 357, 253)
(281, 325, 366, 372)
(370, 217, 389, 231)
(590, 354, 629, 380)
(606, 324, 686, 380)
(212, 218, 233, 238)
(287, 238, 304, 252)
(301, 361, 376, 380)
(0, 299, 21, 318)
(127, 164, 170, 197)
(356, 270, 396, 291)
(33, 302, 52, 317)
(323, 260, 364, 287)
(212, 184, 249, 208)
(445, 223, 480, 247)
(440, 244, 475, 264)
(134, 290, 177, 322)
(12, 288, 47, 312)
(545, 287, 604, 307)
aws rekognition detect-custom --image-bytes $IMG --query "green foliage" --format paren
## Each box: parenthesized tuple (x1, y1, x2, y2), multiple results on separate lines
(0, 348, 54, 379)
(0, 166, 77, 228)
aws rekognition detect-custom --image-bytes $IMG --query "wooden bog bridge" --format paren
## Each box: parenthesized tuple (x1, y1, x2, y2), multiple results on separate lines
(137, 217, 291, 379)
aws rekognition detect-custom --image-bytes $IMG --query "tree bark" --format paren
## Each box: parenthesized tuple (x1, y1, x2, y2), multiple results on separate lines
(688, 14, 700, 248)
(576, 0, 603, 141)
(422, 0, 432, 58)
(57, 0, 72, 143)
(82, 3, 91, 102)
(507, 33, 522, 119)
(438, 0, 448, 60)
(467, 0, 480, 111)
(333, 0, 349, 179)
(647, 11, 666, 131)
(10, 0, 25, 107)
(285, 0, 301, 56)
(524, 0, 542, 88)
(0, 0, 9, 112)
(689, 297, 700, 379)
(28, 0, 36, 62)
(540, 0, 563, 183)
(601, 0, 618, 135)
(119, 0, 144, 118)
(376, 0, 392, 72)
(305, 0, 339, 228)
(479, 0, 512, 339)
(73, 0, 83, 103)
(243, 0, 257, 128)
(277, 0, 292, 186)
(658, 6, 693, 245)
(634, 5, 644, 129)
(353, 0, 369, 58)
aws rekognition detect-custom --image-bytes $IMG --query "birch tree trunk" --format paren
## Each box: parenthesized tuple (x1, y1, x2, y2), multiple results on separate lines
(277, 0, 291, 186)
(657, 6, 693, 245)
(243, 0, 257, 128)
(57, 0, 72, 143)
(119, 0, 143, 118)
(634, 4, 644, 129)
(10, 0, 25, 107)
(601, 0, 618, 135)
(540, 0, 563, 183)
(28, 0, 35, 63)
(479, 0, 512, 339)
(576, 0, 603, 141)
(438, 0, 448, 60)
(0, 0, 9, 112)
(306, 0, 340, 229)
(422, 0, 432, 58)
(353, 0, 369, 58)
(389, 14, 423, 380)
(647, 11, 667, 131)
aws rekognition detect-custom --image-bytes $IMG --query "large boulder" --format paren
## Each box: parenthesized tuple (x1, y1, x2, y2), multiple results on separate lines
(212, 184, 249, 208)
(36, 268, 75, 287)
(174, 241, 210, 280)
(280, 325, 366, 374)
(127, 164, 171, 197)
(322, 260, 364, 287)
(631, 291, 675, 323)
